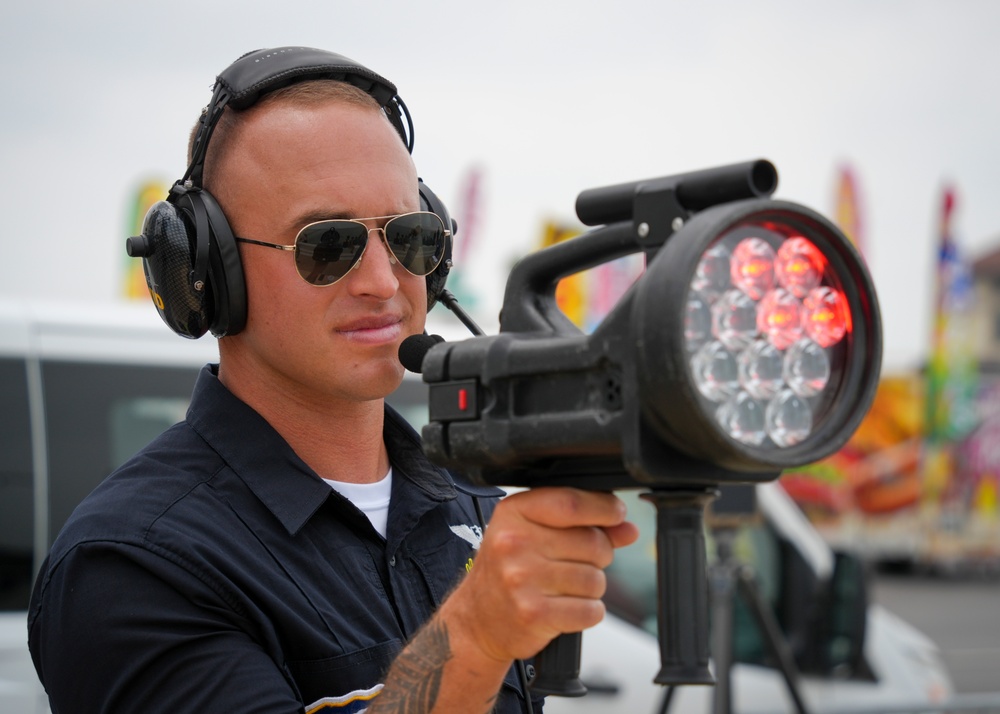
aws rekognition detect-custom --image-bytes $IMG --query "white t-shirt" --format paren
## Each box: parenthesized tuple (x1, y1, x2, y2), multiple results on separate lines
(323, 468, 392, 538)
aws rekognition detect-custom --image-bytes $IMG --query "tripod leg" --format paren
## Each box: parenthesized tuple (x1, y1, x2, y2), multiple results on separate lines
(656, 686, 675, 714)
(710, 563, 737, 714)
(735, 568, 811, 714)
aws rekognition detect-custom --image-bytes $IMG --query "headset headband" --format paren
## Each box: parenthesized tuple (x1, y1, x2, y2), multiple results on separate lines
(182, 47, 414, 186)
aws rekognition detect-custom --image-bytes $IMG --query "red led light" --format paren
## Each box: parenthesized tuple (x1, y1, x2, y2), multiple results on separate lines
(757, 288, 803, 350)
(730, 237, 775, 300)
(458, 388, 468, 411)
(775, 237, 825, 298)
(683, 214, 873, 453)
(801, 287, 850, 347)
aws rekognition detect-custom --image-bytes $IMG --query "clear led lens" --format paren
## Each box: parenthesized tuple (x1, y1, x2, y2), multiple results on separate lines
(691, 340, 740, 402)
(757, 288, 803, 350)
(784, 338, 831, 397)
(686, 220, 862, 454)
(765, 388, 813, 446)
(775, 237, 824, 298)
(716, 391, 767, 446)
(731, 237, 776, 300)
(692, 243, 732, 296)
(738, 339, 785, 400)
(802, 286, 850, 348)
(684, 290, 713, 352)
(712, 289, 759, 352)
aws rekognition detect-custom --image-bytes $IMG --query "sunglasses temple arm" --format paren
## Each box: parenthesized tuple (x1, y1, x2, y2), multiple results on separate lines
(437, 289, 486, 337)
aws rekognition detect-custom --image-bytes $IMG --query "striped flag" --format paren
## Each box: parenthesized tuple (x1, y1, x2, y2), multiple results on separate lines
(925, 186, 978, 443)
(834, 165, 865, 257)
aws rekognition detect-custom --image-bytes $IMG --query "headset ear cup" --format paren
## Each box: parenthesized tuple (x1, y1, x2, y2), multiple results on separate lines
(134, 198, 212, 339)
(130, 189, 247, 339)
(198, 191, 247, 336)
(418, 179, 453, 311)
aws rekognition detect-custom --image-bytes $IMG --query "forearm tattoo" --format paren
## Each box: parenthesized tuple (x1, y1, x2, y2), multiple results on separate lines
(371, 620, 452, 713)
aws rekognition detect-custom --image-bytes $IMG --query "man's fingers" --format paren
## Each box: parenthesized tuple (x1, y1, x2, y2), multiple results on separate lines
(450, 487, 640, 662)
(539, 561, 607, 600)
(507, 487, 630, 530)
(541, 597, 608, 637)
(604, 520, 641, 549)
(507, 591, 609, 638)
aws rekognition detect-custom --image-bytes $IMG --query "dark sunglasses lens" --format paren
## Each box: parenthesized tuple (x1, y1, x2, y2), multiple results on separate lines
(295, 222, 368, 285)
(384, 213, 446, 276)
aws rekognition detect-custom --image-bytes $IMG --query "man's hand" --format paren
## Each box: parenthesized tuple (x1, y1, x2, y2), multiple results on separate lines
(447, 487, 640, 664)
(371, 487, 639, 713)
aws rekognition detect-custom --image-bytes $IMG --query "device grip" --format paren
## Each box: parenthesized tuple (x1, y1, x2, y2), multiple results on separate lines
(528, 632, 587, 697)
(640, 489, 717, 685)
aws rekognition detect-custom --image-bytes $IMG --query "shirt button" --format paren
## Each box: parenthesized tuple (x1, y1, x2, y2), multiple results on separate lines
(389, 556, 396, 567)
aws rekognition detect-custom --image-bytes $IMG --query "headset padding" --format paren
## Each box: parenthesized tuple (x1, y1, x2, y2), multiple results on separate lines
(197, 190, 247, 336)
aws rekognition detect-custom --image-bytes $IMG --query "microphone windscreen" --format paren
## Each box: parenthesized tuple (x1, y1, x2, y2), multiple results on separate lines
(398, 333, 444, 373)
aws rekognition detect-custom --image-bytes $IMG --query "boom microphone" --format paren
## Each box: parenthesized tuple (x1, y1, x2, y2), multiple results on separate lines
(399, 333, 444, 374)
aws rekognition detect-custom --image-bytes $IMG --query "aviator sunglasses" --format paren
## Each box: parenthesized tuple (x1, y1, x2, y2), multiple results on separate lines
(235, 211, 450, 287)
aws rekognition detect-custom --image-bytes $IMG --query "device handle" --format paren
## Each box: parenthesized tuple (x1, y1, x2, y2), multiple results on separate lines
(639, 488, 717, 685)
(499, 222, 638, 334)
(529, 631, 587, 697)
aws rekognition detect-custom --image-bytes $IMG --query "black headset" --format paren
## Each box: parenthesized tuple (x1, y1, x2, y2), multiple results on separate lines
(126, 47, 454, 339)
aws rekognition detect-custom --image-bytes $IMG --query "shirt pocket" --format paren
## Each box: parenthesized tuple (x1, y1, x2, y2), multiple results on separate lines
(287, 639, 402, 710)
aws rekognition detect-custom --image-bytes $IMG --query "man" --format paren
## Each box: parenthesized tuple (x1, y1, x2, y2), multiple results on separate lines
(28, 48, 638, 713)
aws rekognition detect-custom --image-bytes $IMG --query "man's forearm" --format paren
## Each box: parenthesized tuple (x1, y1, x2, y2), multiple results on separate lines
(368, 613, 507, 714)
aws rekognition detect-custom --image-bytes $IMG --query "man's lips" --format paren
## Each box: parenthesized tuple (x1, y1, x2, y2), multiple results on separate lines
(337, 316, 404, 344)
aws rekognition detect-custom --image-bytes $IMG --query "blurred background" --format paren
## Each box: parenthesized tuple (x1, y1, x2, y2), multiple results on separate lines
(3, 0, 1000, 698)
(3, 1, 1000, 367)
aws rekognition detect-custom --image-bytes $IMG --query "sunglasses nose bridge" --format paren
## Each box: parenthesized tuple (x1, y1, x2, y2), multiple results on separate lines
(363, 225, 399, 267)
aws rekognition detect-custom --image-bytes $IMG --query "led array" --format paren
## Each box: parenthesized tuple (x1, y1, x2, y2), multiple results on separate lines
(685, 229, 850, 447)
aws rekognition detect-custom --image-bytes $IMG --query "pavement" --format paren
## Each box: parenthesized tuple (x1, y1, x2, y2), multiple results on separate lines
(873, 569, 1000, 694)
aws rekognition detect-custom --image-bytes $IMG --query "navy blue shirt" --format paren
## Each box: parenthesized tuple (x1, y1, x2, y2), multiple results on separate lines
(28, 365, 541, 713)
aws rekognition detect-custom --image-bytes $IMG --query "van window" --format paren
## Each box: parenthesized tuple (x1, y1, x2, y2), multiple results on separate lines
(109, 397, 190, 467)
(0, 358, 33, 611)
(41, 361, 203, 548)
(2, 364, 422, 613)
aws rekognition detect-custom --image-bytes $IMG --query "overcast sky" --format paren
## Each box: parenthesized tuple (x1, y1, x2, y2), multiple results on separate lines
(2, 0, 998, 371)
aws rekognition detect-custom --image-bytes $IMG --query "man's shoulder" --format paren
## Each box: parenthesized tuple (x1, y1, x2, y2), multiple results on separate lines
(47, 420, 227, 561)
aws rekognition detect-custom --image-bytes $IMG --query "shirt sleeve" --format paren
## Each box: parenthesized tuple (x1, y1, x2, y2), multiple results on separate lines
(29, 541, 305, 714)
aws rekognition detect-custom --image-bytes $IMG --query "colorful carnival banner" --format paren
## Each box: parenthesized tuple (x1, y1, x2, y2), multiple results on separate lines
(834, 165, 865, 257)
(925, 186, 979, 443)
(780, 181, 997, 565)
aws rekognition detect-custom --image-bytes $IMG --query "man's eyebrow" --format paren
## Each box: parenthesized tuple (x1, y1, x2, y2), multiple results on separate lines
(291, 210, 354, 227)
(289, 209, 415, 232)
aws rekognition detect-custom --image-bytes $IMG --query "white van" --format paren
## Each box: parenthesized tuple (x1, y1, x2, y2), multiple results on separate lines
(0, 301, 953, 713)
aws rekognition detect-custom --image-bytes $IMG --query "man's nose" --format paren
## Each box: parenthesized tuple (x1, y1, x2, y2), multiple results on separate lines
(347, 229, 400, 297)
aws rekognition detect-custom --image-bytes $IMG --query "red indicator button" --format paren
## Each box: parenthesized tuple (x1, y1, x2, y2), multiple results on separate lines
(458, 388, 468, 411)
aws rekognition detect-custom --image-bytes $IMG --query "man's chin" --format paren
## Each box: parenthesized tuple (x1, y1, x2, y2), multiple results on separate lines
(349, 362, 407, 402)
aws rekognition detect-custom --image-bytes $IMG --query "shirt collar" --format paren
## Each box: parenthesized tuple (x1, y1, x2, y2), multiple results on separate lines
(184, 365, 497, 537)
(185, 365, 332, 536)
